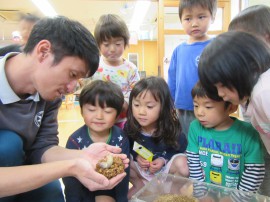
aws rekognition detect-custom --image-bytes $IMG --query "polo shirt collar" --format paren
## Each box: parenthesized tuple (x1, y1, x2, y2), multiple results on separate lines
(0, 52, 40, 104)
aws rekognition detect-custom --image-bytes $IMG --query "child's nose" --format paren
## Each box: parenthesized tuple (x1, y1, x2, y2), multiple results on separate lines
(191, 18, 199, 27)
(96, 110, 104, 119)
(139, 107, 146, 114)
(109, 44, 116, 51)
(197, 108, 205, 116)
(217, 90, 225, 98)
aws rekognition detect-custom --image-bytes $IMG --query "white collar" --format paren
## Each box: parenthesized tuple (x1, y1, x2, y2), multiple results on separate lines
(0, 52, 40, 104)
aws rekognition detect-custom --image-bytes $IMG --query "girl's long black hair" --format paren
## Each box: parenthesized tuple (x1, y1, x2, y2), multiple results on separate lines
(126, 76, 181, 149)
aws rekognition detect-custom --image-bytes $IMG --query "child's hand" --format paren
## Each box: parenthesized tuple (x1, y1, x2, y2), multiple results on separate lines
(149, 158, 165, 174)
(136, 155, 150, 170)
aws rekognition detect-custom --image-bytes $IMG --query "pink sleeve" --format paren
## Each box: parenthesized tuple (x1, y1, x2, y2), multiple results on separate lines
(250, 90, 270, 154)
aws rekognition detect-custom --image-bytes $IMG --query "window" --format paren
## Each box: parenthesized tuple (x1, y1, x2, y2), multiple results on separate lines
(128, 53, 138, 67)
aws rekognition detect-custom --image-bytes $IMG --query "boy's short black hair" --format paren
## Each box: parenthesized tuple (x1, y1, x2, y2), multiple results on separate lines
(79, 80, 124, 117)
(24, 16, 100, 77)
(179, 0, 217, 20)
(192, 81, 230, 109)
(94, 14, 130, 47)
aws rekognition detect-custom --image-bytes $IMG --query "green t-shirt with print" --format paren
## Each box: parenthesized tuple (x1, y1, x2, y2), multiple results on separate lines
(187, 118, 264, 188)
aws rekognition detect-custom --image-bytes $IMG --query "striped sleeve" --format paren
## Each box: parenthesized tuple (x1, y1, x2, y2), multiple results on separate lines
(186, 150, 204, 181)
(238, 163, 265, 192)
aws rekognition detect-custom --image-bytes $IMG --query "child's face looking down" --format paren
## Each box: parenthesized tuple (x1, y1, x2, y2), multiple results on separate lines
(193, 96, 232, 130)
(100, 37, 125, 66)
(214, 82, 248, 105)
(132, 90, 161, 134)
(82, 102, 117, 134)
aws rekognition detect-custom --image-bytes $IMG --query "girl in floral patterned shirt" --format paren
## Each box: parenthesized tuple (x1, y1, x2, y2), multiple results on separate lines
(91, 14, 140, 129)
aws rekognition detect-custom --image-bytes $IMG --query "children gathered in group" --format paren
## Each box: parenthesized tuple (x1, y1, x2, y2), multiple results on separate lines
(60, 3, 270, 201)
(124, 76, 189, 199)
(187, 81, 265, 197)
(90, 14, 140, 129)
(63, 80, 130, 202)
(168, 0, 217, 136)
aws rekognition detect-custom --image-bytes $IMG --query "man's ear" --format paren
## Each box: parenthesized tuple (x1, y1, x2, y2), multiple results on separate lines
(36, 40, 51, 62)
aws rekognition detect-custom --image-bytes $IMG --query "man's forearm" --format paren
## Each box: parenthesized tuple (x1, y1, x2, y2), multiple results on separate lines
(0, 160, 76, 197)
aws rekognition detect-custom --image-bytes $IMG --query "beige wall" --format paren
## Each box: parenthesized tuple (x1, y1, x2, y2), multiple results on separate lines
(123, 40, 158, 77)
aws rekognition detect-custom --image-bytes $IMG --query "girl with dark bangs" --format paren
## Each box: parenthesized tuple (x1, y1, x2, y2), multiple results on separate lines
(125, 76, 189, 199)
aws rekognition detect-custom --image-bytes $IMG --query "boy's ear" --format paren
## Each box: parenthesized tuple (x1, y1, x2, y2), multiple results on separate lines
(228, 104, 238, 114)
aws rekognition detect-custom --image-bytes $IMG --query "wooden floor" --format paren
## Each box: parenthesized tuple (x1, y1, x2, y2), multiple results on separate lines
(58, 105, 84, 147)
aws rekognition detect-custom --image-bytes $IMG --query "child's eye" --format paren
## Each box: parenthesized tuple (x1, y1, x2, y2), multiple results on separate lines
(199, 15, 206, 19)
(104, 108, 114, 113)
(184, 17, 191, 22)
(147, 106, 154, 109)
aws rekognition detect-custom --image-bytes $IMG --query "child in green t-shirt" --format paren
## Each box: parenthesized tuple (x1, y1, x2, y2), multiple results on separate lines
(187, 81, 265, 198)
